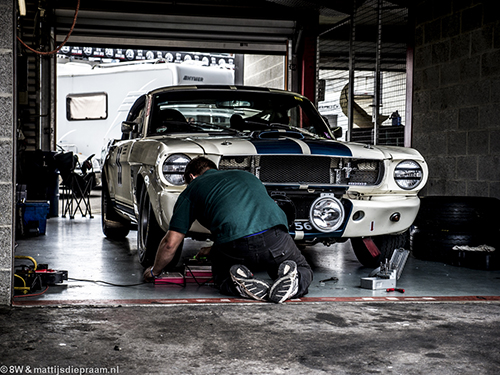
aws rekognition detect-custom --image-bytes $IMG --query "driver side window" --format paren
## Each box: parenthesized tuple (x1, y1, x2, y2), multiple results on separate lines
(131, 107, 145, 138)
(124, 100, 145, 139)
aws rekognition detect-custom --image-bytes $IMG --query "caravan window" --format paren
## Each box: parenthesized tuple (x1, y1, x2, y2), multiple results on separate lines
(66, 92, 108, 121)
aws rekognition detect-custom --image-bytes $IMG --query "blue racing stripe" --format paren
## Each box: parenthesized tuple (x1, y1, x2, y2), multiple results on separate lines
(304, 139, 352, 157)
(250, 138, 304, 154)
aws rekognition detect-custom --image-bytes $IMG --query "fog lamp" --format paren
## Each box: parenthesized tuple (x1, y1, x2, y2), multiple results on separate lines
(309, 196, 345, 233)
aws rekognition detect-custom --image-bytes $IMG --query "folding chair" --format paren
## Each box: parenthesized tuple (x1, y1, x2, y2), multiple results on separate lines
(55, 152, 95, 219)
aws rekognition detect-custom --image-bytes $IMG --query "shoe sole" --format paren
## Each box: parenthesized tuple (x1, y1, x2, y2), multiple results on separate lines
(269, 276, 296, 303)
(236, 279, 270, 300)
(230, 265, 270, 301)
(269, 261, 298, 303)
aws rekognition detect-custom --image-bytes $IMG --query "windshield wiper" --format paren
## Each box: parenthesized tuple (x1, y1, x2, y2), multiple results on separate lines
(190, 121, 239, 133)
(267, 122, 295, 131)
(267, 123, 320, 138)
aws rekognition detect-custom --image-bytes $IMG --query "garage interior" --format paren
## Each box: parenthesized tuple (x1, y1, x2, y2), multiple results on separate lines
(13, 216, 500, 305)
(4, 0, 500, 306)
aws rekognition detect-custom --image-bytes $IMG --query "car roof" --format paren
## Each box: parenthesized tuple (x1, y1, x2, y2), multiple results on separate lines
(148, 85, 308, 100)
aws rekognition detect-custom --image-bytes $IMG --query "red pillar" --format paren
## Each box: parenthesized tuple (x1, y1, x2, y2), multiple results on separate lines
(300, 35, 317, 103)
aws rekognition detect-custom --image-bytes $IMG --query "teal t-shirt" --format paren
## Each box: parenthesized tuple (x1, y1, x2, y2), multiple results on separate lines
(168, 169, 288, 244)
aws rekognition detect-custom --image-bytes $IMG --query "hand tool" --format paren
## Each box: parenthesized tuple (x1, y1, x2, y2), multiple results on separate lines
(386, 288, 405, 293)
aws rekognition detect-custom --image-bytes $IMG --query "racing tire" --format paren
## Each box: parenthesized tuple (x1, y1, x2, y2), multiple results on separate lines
(414, 196, 500, 231)
(101, 174, 130, 239)
(137, 187, 183, 270)
(410, 226, 496, 263)
(351, 231, 409, 268)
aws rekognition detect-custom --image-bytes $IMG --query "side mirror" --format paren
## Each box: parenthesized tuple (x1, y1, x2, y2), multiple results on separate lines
(121, 121, 137, 134)
(332, 126, 343, 139)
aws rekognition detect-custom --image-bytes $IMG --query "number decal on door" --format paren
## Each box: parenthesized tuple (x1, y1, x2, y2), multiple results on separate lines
(116, 147, 123, 185)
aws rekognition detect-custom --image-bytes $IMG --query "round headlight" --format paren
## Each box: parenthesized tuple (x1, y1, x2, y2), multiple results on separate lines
(309, 196, 345, 233)
(394, 160, 423, 190)
(162, 154, 191, 185)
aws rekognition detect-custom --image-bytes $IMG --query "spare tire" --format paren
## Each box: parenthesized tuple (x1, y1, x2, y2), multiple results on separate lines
(410, 227, 494, 262)
(414, 196, 500, 231)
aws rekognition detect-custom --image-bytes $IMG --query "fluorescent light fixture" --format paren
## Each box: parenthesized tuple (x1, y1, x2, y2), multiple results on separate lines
(18, 0, 26, 16)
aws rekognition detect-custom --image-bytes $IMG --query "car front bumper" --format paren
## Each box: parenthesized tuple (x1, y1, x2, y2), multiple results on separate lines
(155, 186, 420, 242)
(341, 195, 419, 237)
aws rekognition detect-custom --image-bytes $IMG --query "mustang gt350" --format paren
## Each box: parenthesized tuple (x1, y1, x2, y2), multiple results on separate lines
(101, 86, 428, 268)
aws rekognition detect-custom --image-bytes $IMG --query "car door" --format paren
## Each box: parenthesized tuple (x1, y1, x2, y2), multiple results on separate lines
(112, 96, 147, 213)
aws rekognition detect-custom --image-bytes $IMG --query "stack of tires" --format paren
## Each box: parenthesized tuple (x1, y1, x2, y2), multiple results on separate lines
(410, 196, 500, 270)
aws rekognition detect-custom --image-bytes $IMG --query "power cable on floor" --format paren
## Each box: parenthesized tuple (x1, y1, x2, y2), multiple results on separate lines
(184, 264, 214, 287)
(70, 270, 215, 287)
(68, 277, 148, 287)
(13, 285, 49, 298)
(68, 277, 186, 287)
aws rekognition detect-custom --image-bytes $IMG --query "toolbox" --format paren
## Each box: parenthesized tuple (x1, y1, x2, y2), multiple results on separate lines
(154, 264, 213, 285)
(360, 248, 410, 290)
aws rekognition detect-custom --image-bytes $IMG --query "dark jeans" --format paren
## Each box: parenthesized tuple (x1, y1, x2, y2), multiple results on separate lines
(211, 226, 313, 298)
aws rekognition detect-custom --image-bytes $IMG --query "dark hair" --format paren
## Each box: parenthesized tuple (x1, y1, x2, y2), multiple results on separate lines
(184, 157, 217, 184)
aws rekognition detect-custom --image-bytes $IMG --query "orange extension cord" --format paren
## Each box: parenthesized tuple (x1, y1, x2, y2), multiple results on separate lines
(16, 0, 80, 55)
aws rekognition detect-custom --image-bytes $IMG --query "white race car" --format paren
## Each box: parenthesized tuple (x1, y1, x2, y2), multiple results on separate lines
(101, 86, 428, 268)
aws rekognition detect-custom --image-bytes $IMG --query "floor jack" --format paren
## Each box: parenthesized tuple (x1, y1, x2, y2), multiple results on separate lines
(360, 248, 410, 290)
(14, 256, 68, 295)
(154, 257, 213, 286)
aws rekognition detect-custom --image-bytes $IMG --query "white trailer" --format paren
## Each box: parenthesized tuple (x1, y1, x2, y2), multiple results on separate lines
(56, 60, 235, 163)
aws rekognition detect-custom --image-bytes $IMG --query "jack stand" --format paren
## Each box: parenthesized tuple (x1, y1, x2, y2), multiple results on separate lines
(360, 248, 410, 290)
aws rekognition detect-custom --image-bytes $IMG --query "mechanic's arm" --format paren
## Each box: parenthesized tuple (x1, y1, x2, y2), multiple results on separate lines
(143, 230, 185, 282)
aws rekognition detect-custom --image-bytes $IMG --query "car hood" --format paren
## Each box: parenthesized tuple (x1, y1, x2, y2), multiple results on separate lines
(178, 135, 424, 161)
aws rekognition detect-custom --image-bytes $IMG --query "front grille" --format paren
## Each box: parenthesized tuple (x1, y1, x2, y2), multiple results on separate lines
(218, 156, 252, 171)
(259, 155, 330, 184)
(219, 155, 382, 186)
(335, 160, 382, 186)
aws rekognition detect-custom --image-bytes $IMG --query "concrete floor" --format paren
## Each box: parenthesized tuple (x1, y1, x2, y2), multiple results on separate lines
(12, 191, 500, 305)
(2, 302, 500, 374)
(6, 192, 500, 374)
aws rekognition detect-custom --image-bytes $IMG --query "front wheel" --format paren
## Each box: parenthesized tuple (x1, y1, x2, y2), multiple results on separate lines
(350, 231, 408, 268)
(137, 187, 183, 270)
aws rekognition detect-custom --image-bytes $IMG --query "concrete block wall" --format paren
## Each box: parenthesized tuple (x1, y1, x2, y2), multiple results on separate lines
(413, 0, 500, 198)
(244, 55, 285, 89)
(0, 0, 14, 305)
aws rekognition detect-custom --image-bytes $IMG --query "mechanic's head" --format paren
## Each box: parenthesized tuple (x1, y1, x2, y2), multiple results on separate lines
(184, 157, 217, 184)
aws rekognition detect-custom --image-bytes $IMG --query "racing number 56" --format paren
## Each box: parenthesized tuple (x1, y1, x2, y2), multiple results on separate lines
(294, 221, 313, 231)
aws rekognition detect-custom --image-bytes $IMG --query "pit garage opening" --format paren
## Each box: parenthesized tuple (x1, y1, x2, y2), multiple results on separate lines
(13, 52, 500, 305)
(12, 0, 500, 306)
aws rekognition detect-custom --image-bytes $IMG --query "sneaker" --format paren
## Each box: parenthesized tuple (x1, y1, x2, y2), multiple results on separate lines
(230, 264, 270, 301)
(269, 260, 299, 303)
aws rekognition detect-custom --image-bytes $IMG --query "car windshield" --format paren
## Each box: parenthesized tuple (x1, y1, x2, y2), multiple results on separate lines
(148, 90, 333, 139)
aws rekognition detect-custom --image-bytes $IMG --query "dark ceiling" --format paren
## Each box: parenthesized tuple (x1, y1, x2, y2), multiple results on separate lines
(51, 0, 410, 56)
(53, 0, 332, 54)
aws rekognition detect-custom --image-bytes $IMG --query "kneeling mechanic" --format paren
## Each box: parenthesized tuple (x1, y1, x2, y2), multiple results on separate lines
(143, 156, 313, 303)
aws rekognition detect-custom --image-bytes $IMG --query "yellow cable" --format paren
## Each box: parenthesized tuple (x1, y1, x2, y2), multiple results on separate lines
(14, 274, 26, 288)
(14, 274, 30, 294)
(15, 255, 37, 270)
